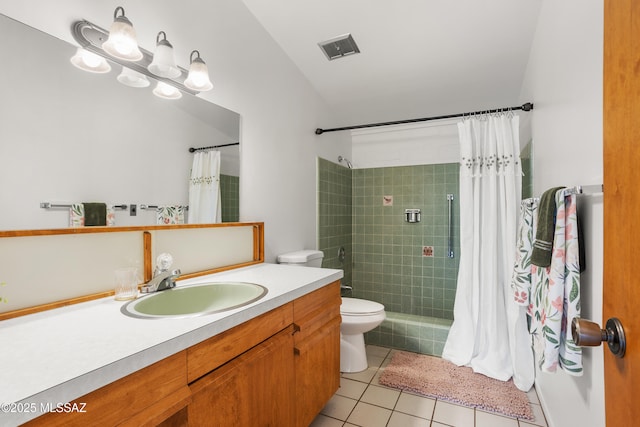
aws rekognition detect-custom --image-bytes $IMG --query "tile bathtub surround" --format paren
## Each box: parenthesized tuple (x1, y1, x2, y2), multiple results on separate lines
(311, 345, 549, 427)
(220, 174, 240, 222)
(352, 164, 460, 319)
(318, 157, 353, 290)
(317, 161, 461, 350)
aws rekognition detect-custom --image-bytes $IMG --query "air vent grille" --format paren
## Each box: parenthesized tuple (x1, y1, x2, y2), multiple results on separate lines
(318, 34, 360, 61)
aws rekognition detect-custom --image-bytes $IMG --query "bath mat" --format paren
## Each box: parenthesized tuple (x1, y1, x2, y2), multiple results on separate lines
(379, 351, 533, 420)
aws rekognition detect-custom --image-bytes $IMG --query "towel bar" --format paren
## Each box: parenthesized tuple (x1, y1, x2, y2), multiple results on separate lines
(447, 194, 455, 258)
(40, 203, 127, 210)
(140, 205, 189, 210)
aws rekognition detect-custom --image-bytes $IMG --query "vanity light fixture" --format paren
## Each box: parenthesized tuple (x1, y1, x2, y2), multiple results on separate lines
(101, 7, 143, 62)
(148, 31, 181, 78)
(153, 81, 182, 99)
(117, 67, 150, 88)
(71, 18, 199, 97)
(70, 47, 111, 73)
(184, 50, 213, 91)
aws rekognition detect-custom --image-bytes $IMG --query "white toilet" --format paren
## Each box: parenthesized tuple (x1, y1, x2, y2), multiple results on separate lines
(339, 297, 386, 373)
(276, 249, 386, 373)
(276, 249, 324, 268)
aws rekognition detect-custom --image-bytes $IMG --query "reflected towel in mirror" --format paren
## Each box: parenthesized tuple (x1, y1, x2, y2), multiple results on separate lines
(157, 206, 185, 225)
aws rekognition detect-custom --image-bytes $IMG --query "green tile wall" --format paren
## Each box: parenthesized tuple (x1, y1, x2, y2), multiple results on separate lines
(351, 164, 460, 320)
(220, 174, 239, 222)
(317, 158, 352, 289)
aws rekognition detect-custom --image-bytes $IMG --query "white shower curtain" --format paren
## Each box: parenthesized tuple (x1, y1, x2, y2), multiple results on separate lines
(442, 114, 534, 391)
(188, 150, 221, 223)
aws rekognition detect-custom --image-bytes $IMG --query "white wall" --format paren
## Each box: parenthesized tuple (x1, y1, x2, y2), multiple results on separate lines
(0, 1, 351, 261)
(350, 114, 530, 170)
(519, 1, 605, 426)
(351, 119, 460, 169)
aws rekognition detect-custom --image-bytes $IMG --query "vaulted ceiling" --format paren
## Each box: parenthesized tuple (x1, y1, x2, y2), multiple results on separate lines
(243, 0, 543, 128)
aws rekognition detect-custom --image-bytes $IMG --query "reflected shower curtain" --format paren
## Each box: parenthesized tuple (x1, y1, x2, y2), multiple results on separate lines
(442, 114, 534, 391)
(188, 150, 221, 223)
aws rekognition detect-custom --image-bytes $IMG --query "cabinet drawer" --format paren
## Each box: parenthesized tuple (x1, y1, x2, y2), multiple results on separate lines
(25, 351, 188, 427)
(187, 302, 293, 383)
(293, 281, 341, 341)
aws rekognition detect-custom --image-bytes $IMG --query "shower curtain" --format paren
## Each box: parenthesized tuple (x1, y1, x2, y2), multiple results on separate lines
(188, 150, 221, 224)
(442, 114, 534, 391)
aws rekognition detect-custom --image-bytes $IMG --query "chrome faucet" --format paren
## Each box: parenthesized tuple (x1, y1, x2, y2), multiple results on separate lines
(140, 268, 182, 293)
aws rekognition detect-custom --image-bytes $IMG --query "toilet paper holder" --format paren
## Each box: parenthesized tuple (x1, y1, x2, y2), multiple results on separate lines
(405, 209, 421, 223)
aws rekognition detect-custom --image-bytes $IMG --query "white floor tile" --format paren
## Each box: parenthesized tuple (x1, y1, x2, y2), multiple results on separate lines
(366, 345, 391, 358)
(432, 401, 475, 426)
(346, 402, 392, 427)
(527, 387, 541, 404)
(360, 384, 400, 409)
(475, 410, 518, 427)
(394, 392, 436, 420)
(309, 414, 345, 427)
(341, 366, 378, 383)
(336, 377, 368, 400)
(370, 368, 385, 387)
(320, 394, 357, 421)
(367, 354, 386, 368)
(325, 345, 550, 427)
(387, 411, 430, 427)
(525, 403, 548, 427)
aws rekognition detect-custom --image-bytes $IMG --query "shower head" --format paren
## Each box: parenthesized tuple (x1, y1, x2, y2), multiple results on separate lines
(338, 156, 353, 169)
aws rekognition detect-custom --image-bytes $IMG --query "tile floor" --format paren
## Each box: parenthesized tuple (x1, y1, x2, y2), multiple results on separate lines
(311, 345, 548, 427)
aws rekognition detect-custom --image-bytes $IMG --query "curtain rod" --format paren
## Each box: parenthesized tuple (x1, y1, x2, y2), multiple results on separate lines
(188, 142, 239, 153)
(314, 102, 534, 135)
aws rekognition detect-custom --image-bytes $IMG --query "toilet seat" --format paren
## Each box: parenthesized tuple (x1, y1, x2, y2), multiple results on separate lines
(341, 297, 384, 315)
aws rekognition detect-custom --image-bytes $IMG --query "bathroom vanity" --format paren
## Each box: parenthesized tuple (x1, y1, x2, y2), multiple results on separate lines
(0, 223, 343, 426)
(23, 279, 341, 427)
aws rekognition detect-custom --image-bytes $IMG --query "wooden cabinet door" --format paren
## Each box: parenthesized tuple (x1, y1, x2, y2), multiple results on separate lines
(294, 316, 341, 427)
(188, 327, 295, 427)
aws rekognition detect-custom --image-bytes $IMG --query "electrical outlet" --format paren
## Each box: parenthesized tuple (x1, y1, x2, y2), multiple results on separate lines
(130, 204, 137, 216)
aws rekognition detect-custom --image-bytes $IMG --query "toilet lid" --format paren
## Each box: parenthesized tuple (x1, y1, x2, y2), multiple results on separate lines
(341, 297, 385, 315)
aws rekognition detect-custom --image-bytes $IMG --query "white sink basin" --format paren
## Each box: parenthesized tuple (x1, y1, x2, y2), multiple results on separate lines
(121, 282, 268, 319)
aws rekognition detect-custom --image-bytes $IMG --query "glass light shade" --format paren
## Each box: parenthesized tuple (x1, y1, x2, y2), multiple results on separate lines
(185, 55, 213, 91)
(117, 67, 150, 88)
(70, 48, 111, 73)
(153, 81, 182, 99)
(102, 8, 143, 61)
(148, 32, 181, 78)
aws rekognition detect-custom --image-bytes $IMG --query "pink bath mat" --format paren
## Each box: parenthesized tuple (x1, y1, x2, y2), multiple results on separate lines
(379, 351, 533, 420)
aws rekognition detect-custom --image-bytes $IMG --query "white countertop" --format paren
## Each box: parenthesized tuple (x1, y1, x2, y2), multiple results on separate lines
(0, 263, 343, 426)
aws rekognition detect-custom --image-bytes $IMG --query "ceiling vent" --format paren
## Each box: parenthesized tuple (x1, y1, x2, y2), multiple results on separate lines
(318, 33, 360, 61)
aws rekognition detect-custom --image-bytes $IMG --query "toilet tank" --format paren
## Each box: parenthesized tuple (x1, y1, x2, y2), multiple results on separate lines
(276, 250, 324, 268)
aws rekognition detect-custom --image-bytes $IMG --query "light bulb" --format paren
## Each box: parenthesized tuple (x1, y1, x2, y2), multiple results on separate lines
(70, 47, 111, 73)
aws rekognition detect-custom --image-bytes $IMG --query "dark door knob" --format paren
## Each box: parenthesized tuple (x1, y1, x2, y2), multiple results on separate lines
(571, 317, 626, 358)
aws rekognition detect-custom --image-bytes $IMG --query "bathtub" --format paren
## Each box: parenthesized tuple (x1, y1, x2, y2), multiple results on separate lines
(364, 311, 452, 356)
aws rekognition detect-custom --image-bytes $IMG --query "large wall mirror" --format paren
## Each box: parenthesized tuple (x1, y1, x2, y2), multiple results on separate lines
(0, 14, 240, 230)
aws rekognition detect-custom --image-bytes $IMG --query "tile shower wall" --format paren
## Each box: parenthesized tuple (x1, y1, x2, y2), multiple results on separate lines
(318, 158, 353, 288)
(220, 174, 240, 222)
(352, 164, 460, 320)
